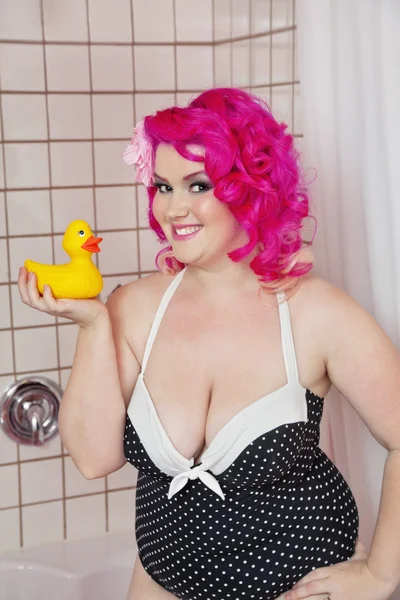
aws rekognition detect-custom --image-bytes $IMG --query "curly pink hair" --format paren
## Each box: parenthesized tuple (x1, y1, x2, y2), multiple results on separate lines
(140, 87, 316, 298)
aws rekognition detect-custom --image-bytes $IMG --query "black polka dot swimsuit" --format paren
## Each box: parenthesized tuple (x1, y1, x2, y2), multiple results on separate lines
(124, 267, 359, 600)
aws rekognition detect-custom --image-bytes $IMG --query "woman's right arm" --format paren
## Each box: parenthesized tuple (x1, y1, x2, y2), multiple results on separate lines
(58, 283, 141, 479)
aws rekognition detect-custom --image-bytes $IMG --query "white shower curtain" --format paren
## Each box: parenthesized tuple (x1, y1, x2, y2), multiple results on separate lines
(295, 0, 400, 588)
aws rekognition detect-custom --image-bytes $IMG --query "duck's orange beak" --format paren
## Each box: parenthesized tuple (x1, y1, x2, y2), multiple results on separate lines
(81, 236, 103, 253)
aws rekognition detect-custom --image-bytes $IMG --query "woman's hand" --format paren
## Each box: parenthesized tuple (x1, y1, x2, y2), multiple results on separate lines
(277, 538, 395, 600)
(18, 267, 108, 329)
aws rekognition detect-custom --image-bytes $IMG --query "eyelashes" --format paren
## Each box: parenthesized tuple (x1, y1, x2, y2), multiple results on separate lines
(154, 181, 212, 194)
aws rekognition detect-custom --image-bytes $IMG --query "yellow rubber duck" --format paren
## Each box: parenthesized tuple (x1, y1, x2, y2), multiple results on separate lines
(24, 220, 103, 299)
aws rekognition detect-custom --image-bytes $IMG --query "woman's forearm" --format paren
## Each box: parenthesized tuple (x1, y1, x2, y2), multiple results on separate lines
(366, 448, 400, 588)
(58, 315, 126, 478)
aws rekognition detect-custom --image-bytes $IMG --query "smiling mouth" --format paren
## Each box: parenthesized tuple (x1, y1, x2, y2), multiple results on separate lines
(174, 225, 202, 236)
(172, 225, 203, 240)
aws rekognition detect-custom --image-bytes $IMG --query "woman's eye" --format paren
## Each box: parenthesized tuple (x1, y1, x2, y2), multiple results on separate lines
(191, 182, 210, 193)
(155, 184, 172, 193)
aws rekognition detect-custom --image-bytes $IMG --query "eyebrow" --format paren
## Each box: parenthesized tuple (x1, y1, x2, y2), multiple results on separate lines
(153, 170, 207, 182)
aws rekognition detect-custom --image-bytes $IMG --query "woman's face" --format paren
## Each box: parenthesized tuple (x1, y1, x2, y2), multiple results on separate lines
(152, 143, 248, 270)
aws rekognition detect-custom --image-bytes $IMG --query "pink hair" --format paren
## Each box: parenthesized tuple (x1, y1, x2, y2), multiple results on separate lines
(141, 87, 316, 298)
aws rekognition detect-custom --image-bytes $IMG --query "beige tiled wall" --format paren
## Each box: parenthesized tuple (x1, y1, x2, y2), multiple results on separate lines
(0, 0, 302, 553)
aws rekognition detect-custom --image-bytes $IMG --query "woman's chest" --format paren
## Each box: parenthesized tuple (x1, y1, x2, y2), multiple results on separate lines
(128, 294, 329, 462)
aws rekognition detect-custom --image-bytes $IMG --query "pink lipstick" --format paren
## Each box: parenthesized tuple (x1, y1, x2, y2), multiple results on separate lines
(171, 225, 203, 241)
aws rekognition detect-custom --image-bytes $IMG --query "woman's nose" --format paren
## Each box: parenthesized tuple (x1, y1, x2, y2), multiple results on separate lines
(164, 193, 189, 219)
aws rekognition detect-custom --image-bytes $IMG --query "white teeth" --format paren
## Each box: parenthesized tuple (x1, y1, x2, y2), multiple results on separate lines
(175, 225, 202, 235)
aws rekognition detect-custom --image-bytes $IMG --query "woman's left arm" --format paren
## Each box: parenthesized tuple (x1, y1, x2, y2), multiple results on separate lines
(284, 279, 400, 600)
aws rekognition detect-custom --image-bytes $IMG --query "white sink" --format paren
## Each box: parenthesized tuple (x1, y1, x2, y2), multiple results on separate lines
(0, 532, 136, 600)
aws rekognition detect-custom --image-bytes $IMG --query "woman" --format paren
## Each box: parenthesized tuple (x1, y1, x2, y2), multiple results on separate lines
(18, 88, 399, 600)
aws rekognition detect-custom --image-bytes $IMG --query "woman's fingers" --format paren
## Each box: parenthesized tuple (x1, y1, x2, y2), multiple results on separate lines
(274, 541, 365, 600)
(42, 283, 66, 314)
(19, 268, 43, 309)
(17, 267, 31, 304)
(26, 271, 44, 307)
(19, 268, 55, 314)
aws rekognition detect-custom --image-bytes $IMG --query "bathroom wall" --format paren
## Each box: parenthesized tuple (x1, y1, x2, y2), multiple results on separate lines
(0, 0, 302, 553)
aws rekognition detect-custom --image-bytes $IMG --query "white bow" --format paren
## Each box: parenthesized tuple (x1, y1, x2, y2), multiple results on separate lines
(167, 464, 225, 500)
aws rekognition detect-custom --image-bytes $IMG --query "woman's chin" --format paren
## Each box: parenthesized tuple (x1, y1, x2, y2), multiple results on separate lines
(173, 251, 201, 266)
(170, 245, 206, 266)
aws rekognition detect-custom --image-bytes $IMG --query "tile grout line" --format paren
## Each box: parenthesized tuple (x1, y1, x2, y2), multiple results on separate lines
(1, 267, 160, 291)
(0, 25, 295, 47)
(39, 0, 67, 543)
(292, 0, 296, 136)
(249, 0, 253, 88)
(230, 0, 233, 86)
(127, 0, 140, 539)
(85, 0, 110, 536)
(212, 0, 216, 85)
(131, 3, 141, 283)
(0, 78, 298, 96)
(0, 484, 136, 511)
(270, 0, 274, 110)
(0, 40, 23, 549)
(172, 0, 178, 106)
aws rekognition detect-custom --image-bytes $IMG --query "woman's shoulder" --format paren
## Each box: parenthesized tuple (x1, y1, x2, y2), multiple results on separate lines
(105, 270, 178, 359)
(122, 270, 172, 292)
(105, 270, 177, 325)
(293, 272, 366, 340)
(292, 272, 347, 313)
(297, 272, 354, 306)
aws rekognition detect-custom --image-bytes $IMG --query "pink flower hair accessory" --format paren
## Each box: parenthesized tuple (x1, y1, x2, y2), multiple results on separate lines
(122, 119, 154, 187)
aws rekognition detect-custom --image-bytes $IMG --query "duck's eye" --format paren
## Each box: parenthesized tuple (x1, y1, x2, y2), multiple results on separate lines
(78, 230, 85, 236)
